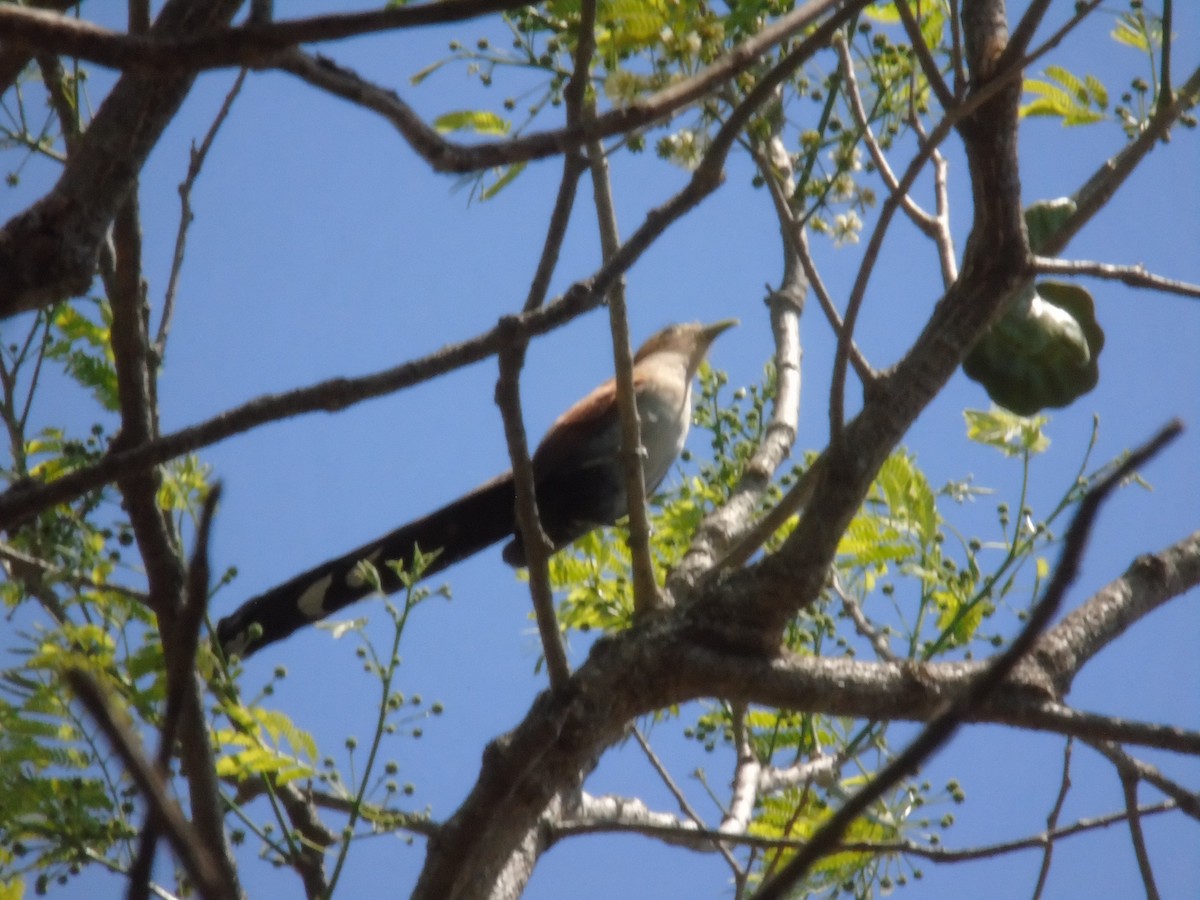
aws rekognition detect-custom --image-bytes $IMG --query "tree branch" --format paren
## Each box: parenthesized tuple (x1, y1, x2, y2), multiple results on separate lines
(586, 131, 660, 615)
(1089, 741, 1200, 821)
(1031, 738, 1073, 900)
(1117, 756, 1162, 900)
(1032, 256, 1200, 300)
(835, 33, 938, 236)
(0, 0, 245, 319)
(65, 669, 234, 900)
(0, 0, 537, 71)
(495, 320, 570, 689)
(278, 0, 867, 176)
(158, 68, 248, 361)
(1034, 528, 1200, 693)
(754, 420, 1183, 898)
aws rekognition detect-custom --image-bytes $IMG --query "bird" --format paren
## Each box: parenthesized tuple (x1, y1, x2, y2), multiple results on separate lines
(216, 319, 737, 657)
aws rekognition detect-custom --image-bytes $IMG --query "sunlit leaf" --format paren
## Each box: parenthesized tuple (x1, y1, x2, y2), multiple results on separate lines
(433, 109, 510, 136)
(964, 408, 1051, 457)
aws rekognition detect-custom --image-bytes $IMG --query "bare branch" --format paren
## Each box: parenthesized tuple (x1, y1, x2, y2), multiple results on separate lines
(586, 134, 660, 615)
(834, 34, 938, 236)
(1035, 528, 1200, 693)
(0, 0, 75, 95)
(495, 321, 570, 690)
(553, 797, 1180, 860)
(1089, 742, 1200, 822)
(516, 0, 593, 314)
(719, 709, 761, 837)
(1005, 0, 1055, 63)
(631, 727, 741, 871)
(893, 0, 956, 113)
(0, 0, 538, 71)
(0, 0, 245, 319)
(1031, 738, 1073, 900)
(833, 574, 896, 661)
(279, 0, 868, 176)
(1117, 758, 1162, 900)
(158, 69, 248, 360)
(844, 802, 1179, 863)
(521, 153, 586, 313)
(1032, 257, 1200, 300)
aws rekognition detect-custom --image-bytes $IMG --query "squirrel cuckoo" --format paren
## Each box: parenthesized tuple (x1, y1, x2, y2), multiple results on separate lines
(217, 320, 736, 657)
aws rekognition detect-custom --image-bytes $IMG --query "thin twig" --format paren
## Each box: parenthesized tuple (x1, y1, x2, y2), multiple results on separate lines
(632, 729, 707, 828)
(522, 153, 586, 313)
(554, 799, 1178, 859)
(832, 574, 896, 661)
(745, 134, 872, 380)
(495, 322, 570, 690)
(158, 68, 248, 360)
(1032, 256, 1200, 300)
(1117, 758, 1162, 900)
(632, 728, 741, 871)
(517, 0, 593, 313)
(1089, 742, 1200, 822)
(893, 0, 956, 112)
(587, 135, 660, 615)
(35, 52, 81, 154)
(1031, 738, 1072, 900)
(131, 485, 224, 900)
(1041, 60, 1200, 257)
(834, 34, 937, 235)
(948, 0, 966, 97)
(715, 452, 826, 575)
(158, 484, 222, 768)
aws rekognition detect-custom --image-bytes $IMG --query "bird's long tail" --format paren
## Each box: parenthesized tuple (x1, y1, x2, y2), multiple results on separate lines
(217, 473, 516, 657)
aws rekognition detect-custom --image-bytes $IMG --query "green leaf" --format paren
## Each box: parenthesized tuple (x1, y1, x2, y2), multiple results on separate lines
(433, 110, 510, 136)
(480, 162, 526, 201)
(964, 408, 1050, 457)
(935, 590, 987, 644)
(1021, 67, 1107, 126)
(1111, 14, 1150, 52)
(47, 302, 120, 411)
(1084, 74, 1108, 111)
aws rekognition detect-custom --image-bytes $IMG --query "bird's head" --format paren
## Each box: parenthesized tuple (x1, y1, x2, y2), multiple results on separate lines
(633, 319, 738, 376)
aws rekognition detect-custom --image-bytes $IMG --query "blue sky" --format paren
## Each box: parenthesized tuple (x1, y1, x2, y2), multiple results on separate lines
(7, 2, 1199, 897)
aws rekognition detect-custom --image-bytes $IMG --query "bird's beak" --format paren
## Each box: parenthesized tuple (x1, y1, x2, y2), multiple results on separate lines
(702, 318, 739, 343)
